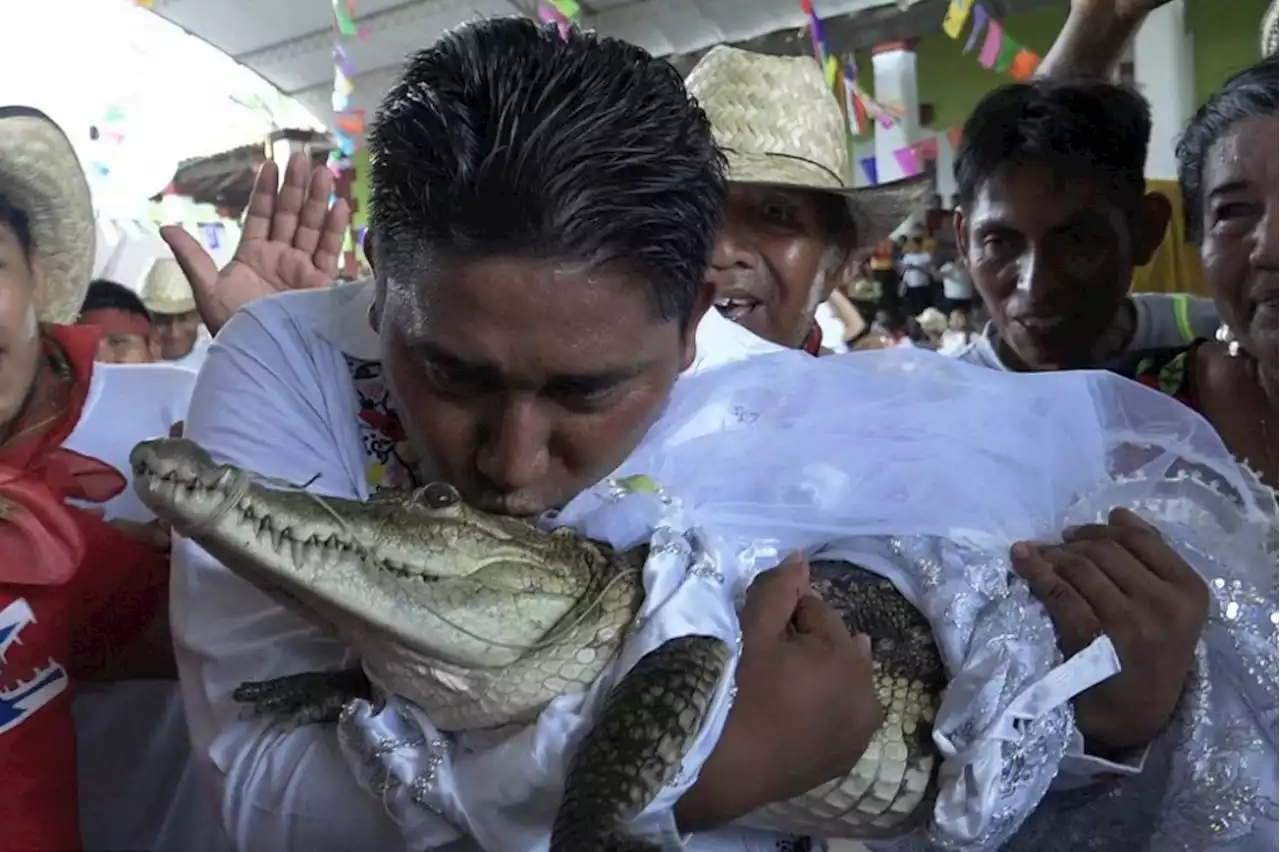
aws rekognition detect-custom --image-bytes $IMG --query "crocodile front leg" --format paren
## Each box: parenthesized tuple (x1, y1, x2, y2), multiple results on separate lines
(233, 667, 373, 724)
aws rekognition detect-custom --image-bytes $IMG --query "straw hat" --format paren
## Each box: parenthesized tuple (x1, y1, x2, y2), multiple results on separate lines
(1263, 0, 1278, 57)
(686, 46, 928, 248)
(0, 106, 94, 325)
(916, 306, 948, 335)
(140, 257, 196, 315)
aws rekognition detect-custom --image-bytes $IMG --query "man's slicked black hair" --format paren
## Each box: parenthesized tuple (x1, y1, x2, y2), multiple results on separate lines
(1177, 55, 1278, 242)
(81, 278, 150, 321)
(368, 17, 727, 328)
(954, 78, 1152, 215)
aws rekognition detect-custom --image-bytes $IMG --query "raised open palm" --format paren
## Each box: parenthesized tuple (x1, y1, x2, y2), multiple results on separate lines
(160, 152, 352, 335)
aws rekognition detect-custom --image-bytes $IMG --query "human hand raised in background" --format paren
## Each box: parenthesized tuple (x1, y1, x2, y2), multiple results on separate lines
(1039, 0, 1177, 79)
(160, 152, 351, 336)
(1069, 0, 1175, 25)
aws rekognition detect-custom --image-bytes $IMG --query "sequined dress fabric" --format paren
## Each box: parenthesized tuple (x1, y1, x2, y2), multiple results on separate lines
(865, 465, 1280, 849)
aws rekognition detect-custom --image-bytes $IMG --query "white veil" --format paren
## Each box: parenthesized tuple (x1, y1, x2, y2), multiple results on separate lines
(340, 347, 1278, 851)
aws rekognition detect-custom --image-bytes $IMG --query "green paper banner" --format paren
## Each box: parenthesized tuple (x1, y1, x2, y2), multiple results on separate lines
(994, 34, 1020, 73)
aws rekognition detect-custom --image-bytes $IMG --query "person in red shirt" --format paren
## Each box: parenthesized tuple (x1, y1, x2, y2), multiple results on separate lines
(0, 105, 171, 851)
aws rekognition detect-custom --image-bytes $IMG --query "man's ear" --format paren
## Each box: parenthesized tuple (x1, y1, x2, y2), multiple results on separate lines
(821, 244, 858, 303)
(369, 276, 385, 333)
(362, 229, 377, 275)
(1132, 192, 1173, 267)
(953, 206, 971, 268)
(680, 278, 716, 372)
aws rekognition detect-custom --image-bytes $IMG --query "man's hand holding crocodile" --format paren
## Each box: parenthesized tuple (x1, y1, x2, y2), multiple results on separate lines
(1013, 508, 1209, 756)
(675, 555, 883, 831)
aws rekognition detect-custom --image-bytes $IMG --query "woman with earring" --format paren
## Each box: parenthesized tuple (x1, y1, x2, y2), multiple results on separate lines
(1121, 54, 1277, 489)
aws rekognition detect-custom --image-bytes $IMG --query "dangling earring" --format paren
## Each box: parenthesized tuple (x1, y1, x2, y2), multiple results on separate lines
(1215, 322, 1241, 357)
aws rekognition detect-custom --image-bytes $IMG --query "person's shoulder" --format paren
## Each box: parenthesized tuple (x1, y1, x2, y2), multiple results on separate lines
(223, 278, 373, 361)
(241, 279, 364, 324)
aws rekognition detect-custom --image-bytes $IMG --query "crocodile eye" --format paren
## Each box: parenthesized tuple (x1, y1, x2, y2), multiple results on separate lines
(417, 482, 460, 510)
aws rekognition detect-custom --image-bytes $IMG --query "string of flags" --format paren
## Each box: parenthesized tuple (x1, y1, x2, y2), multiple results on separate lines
(537, 0, 580, 38)
(330, 0, 369, 177)
(942, 0, 1040, 80)
(801, 1, 965, 184)
(799, 0, 898, 139)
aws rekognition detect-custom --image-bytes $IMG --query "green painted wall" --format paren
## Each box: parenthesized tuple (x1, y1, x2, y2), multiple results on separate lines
(914, 3, 1070, 131)
(860, 0, 1269, 133)
(1187, 0, 1270, 103)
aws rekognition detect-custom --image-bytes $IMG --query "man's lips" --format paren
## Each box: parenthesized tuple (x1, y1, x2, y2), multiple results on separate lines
(1010, 313, 1069, 333)
(714, 295, 761, 321)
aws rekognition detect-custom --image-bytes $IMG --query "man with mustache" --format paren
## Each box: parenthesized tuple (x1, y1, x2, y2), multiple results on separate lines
(685, 47, 925, 353)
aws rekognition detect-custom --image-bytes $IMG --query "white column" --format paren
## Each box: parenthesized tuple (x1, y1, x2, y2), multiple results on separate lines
(1133, 0, 1195, 180)
(871, 40, 922, 184)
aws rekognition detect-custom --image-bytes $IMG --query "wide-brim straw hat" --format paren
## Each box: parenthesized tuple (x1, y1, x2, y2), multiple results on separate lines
(916, 306, 948, 335)
(1263, 0, 1277, 57)
(686, 46, 928, 249)
(0, 106, 94, 325)
(141, 256, 197, 315)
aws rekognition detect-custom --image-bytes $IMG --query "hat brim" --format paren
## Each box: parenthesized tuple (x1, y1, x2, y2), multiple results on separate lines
(0, 107, 94, 325)
(724, 149, 931, 250)
(143, 295, 198, 316)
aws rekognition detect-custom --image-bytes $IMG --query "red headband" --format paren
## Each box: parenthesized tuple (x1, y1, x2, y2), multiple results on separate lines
(79, 308, 152, 341)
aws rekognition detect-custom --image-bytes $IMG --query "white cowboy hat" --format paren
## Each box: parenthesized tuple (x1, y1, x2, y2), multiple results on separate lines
(140, 256, 196, 316)
(686, 46, 928, 248)
(1263, 0, 1277, 57)
(0, 106, 94, 325)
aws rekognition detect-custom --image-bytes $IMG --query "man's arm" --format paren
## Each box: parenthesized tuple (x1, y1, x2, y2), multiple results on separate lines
(1037, 1, 1174, 80)
(170, 304, 420, 852)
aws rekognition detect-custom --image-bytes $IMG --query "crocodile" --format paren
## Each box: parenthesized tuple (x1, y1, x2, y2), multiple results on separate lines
(131, 437, 946, 849)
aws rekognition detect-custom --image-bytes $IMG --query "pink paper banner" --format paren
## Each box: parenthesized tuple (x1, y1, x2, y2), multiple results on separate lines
(963, 4, 989, 53)
(978, 19, 1004, 68)
(894, 146, 920, 177)
(537, 2, 570, 38)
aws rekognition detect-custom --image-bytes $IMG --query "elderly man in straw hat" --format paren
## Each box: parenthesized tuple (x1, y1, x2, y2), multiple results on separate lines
(685, 45, 925, 353)
(140, 256, 211, 369)
(0, 104, 230, 851)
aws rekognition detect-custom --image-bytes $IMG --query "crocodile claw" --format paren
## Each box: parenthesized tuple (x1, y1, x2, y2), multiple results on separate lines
(232, 667, 373, 725)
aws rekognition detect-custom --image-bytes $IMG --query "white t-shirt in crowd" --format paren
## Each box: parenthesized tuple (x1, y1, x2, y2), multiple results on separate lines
(815, 300, 850, 354)
(62, 361, 232, 852)
(939, 262, 974, 301)
(899, 252, 933, 289)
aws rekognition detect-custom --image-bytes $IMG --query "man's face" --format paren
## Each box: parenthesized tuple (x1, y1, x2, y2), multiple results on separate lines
(709, 185, 847, 348)
(957, 163, 1141, 371)
(0, 222, 42, 432)
(150, 310, 200, 361)
(377, 255, 706, 518)
(95, 331, 156, 364)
